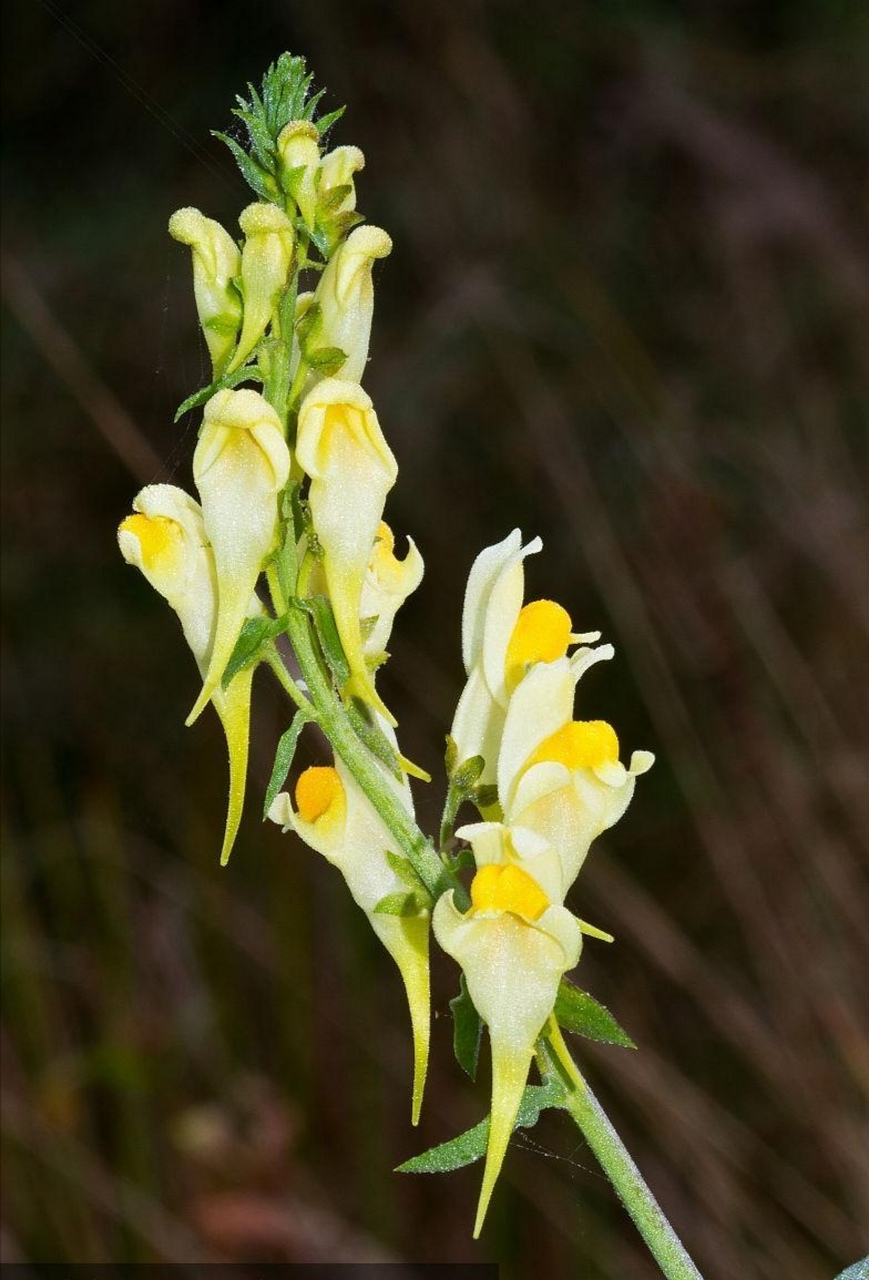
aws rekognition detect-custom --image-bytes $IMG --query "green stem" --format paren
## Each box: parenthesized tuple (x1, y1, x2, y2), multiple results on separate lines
(563, 1074, 704, 1280)
(266, 563, 448, 898)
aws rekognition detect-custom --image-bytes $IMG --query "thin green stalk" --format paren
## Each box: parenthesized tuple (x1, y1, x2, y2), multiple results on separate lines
(266, 562, 448, 898)
(563, 1073, 704, 1280)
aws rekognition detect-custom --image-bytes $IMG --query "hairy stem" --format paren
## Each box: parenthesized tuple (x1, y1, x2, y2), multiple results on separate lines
(563, 1072, 704, 1280)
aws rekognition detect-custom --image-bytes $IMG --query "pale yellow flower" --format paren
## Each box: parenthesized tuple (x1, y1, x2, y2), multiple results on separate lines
(451, 530, 605, 786)
(187, 389, 291, 724)
(117, 484, 257, 865)
(168, 207, 242, 377)
(498, 657, 654, 896)
(295, 378, 398, 721)
(227, 202, 295, 373)
(433, 823, 581, 1236)
(269, 733, 430, 1123)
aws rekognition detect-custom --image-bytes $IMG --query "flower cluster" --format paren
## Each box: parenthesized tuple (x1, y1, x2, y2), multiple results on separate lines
(116, 54, 653, 1240)
(436, 531, 654, 1232)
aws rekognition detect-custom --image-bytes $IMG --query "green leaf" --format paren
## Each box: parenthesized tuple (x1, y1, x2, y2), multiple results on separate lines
(554, 979, 636, 1049)
(444, 734, 458, 776)
(373, 891, 420, 917)
(385, 849, 427, 893)
(292, 594, 350, 685)
(345, 698, 404, 782)
(449, 974, 482, 1081)
(221, 615, 287, 688)
(174, 363, 263, 422)
(212, 132, 278, 201)
(397, 1080, 566, 1175)
(262, 711, 310, 819)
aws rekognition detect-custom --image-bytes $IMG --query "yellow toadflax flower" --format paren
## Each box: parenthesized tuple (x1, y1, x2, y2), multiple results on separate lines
(451, 530, 605, 787)
(433, 823, 582, 1236)
(359, 522, 424, 662)
(317, 144, 365, 216)
(497, 657, 654, 897)
(307, 224, 392, 386)
(187, 389, 291, 725)
(295, 378, 398, 721)
(276, 120, 320, 231)
(268, 736, 430, 1123)
(227, 202, 295, 373)
(117, 484, 257, 866)
(168, 207, 242, 378)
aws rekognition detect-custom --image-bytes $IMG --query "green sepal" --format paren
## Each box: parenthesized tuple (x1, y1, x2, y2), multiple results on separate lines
(221, 615, 288, 688)
(449, 973, 482, 1081)
(472, 783, 499, 810)
(320, 182, 352, 212)
(174, 363, 264, 423)
(396, 1080, 566, 1175)
(451, 754, 484, 791)
(554, 979, 636, 1049)
(305, 345, 347, 375)
(373, 890, 425, 918)
(444, 734, 458, 776)
(262, 710, 311, 819)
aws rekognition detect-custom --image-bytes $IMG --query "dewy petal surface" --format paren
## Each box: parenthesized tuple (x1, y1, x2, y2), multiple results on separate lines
(296, 378, 398, 720)
(118, 483, 257, 866)
(271, 720, 430, 1123)
(188, 389, 290, 724)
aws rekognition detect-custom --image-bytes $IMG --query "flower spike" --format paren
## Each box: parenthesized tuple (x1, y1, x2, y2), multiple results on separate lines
(187, 389, 291, 725)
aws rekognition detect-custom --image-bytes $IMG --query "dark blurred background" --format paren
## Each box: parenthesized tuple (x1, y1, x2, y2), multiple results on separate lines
(2, 1, 868, 1276)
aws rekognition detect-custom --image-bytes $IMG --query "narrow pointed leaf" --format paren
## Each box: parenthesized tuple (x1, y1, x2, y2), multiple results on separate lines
(174, 364, 263, 423)
(554, 979, 636, 1049)
(396, 1080, 566, 1175)
(449, 973, 482, 1081)
(221, 615, 288, 688)
(262, 711, 311, 819)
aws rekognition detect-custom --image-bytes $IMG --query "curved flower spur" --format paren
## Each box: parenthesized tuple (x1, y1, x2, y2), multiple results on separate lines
(116, 51, 703, 1280)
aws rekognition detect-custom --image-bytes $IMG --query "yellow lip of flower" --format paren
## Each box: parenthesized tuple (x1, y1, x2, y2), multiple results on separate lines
(505, 599, 573, 691)
(118, 513, 178, 571)
(529, 719, 620, 772)
(295, 765, 345, 824)
(470, 863, 549, 921)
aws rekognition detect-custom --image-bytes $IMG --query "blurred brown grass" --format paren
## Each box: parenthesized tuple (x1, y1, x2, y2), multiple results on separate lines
(2, 2, 868, 1277)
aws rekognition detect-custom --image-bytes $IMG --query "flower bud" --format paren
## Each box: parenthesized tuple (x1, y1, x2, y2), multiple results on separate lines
(318, 144, 365, 217)
(277, 120, 320, 230)
(228, 203, 295, 373)
(187, 389, 291, 724)
(168, 208, 242, 377)
(308, 225, 392, 385)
